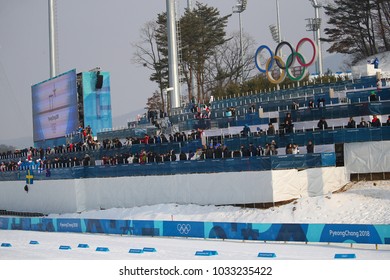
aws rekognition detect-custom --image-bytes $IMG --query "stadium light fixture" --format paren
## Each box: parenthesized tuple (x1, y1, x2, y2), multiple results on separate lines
(232, 0, 248, 84)
(308, 0, 323, 76)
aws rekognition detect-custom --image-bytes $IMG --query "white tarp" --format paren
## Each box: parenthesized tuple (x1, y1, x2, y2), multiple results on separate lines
(0, 167, 347, 214)
(344, 140, 390, 173)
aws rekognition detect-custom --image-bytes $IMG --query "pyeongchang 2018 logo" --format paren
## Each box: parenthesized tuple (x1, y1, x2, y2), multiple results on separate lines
(59, 222, 80, 229)
(177, 224, 191, 235)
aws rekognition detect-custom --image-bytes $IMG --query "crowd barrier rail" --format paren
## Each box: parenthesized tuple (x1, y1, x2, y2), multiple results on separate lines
(218, 126, 390, 151)
(0, 153, 335, 181)
(289, 100, 390, 122)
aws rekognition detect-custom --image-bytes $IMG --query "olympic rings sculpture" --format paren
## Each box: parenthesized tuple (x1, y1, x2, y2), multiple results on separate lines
(254, 38, 318, 84)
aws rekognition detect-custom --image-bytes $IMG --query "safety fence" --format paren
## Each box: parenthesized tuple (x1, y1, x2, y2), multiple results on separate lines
(0, 216, 389, 245)
(215, 126, 390, 151)
(288, 100, 390, 122)
(0, 153, 335, 181)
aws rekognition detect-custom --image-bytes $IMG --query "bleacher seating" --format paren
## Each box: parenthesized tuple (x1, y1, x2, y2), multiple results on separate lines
(2, 75, 389, 182)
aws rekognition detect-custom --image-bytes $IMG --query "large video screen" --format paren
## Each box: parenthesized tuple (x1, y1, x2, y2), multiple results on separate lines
(31, 69, 79, 142)
(82, 71, 112, 134)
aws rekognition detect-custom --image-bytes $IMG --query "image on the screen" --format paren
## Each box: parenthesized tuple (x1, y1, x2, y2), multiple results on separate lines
(82, 71, 112, 134)
(31, 69, 78, 142)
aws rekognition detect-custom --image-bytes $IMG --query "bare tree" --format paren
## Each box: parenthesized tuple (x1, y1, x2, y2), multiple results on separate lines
(132, 20, 168, 112)
(204, 31, 256, 98)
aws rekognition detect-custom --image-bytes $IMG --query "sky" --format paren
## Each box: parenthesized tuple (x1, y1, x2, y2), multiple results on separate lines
(0, 180, 389, 278)
(0, 0, 340, 147)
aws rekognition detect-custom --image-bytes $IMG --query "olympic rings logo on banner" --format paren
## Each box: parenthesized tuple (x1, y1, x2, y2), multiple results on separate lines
(254, 38, 318, 84)
(177, 224, 191, 235)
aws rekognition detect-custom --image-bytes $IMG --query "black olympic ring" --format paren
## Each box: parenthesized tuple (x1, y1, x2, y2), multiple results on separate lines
(274, 41, 295, 69)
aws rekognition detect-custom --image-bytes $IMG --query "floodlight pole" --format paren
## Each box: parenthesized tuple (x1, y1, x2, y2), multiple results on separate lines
(275, 0, 282, 91)
(163, 87, 174, 116)
(276, 0, 281, 44)
(233, 0, 247, 84)
(309, 0, 323, 76)
(166, 0, 180, 111)
(239, 12, 244, 84)
(48, 0, 57, 78)
(187, 0, 193, 10)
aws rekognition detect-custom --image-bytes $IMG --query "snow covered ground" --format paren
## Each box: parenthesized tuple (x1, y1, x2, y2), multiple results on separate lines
(1, 180, 390, 279)
(1, 180, 390, 260)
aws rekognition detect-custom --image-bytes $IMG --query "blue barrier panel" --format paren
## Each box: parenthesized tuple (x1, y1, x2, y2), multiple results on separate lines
(321, 153, 336, 167)
(57, 219, 83, 233)
(322, 130, 336, 144)
(129, 249, 144, 254)
(96, 247, 110, 252)
(163, 221, 204, 238)
(2, 217, 390, 246)
(344, 129, 359, 143)
(143, 247, 157, 252)
(292, 133, 307, 146)
(257, 252, 276, 258)
(29, 240, 39, 245)
(0, 218, 10, 229)
(382, 126, 390, 140)
(306, 153, 323, 168)
(271, 154, 321, 169)
(203, 250, 218, 255)
(334, 253, 356, 259)
(78, 244, 89, 248)
(59, 245, 71, 250)
(319, 224, 384, 244)
(271, 155, 293, 169)
(369, 128, 382, 141)
(195, 251, 215, 256)
(1, 243, 12, 247)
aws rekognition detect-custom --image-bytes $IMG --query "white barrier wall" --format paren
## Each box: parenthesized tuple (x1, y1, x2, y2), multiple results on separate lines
(344, 140, 390, 173)
(0, 167, 348, 214)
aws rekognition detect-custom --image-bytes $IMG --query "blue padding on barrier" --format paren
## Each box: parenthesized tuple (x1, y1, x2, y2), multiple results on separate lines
(195, 251, 213, 256)
(1, 243, 12, 247)
(257, 252, 276, 258)
(334, 253, 356, 259)
(29, 240, 39, 245)
(129, 248, 144, 254)
(195, 250, 218, 256)
(78, 243, 89, 248)
(321, 152, 336, 166)
(1, 151, 343, 182)
(96, 247, 110, 252)
(1, 217, 390, 246)
(202, 250, 218, 255)
(143, 247, 157, 252)
(59, 245, 71, 250)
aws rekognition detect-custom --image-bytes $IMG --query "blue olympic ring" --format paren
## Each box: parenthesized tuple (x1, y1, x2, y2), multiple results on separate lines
(254, 38, 317, 84)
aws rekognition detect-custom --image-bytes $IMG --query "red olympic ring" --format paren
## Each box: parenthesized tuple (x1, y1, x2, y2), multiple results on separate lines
(296, 37, 317, 67)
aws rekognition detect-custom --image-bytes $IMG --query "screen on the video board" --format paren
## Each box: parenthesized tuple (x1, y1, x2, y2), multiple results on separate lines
(31, 69, 78, 142)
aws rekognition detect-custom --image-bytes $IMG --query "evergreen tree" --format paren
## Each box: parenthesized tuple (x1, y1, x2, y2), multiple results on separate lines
(178, 3, 230, 104)
(323, 0, 390, 62)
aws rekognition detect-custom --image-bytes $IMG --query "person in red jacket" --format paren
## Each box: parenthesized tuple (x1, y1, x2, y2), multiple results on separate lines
(370, 114, 381, 127)
(142, 134, 150, 144)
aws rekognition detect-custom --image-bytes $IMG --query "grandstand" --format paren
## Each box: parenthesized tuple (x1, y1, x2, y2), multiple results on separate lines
(1, 70, 390, 214)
